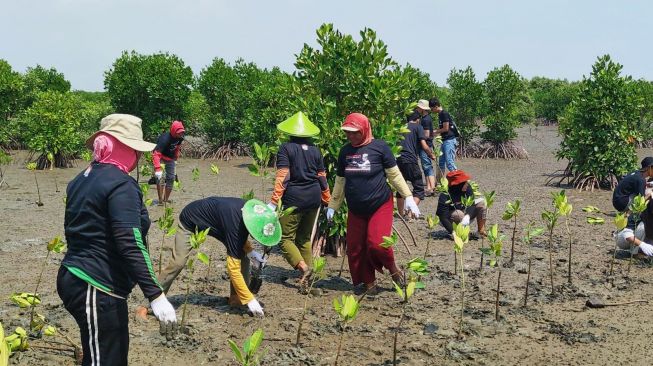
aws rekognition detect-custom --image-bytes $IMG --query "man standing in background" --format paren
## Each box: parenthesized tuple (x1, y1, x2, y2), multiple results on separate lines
(417, 100, 435, 195)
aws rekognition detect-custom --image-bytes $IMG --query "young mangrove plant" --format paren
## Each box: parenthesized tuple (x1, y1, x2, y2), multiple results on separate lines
(609, 212, 628, 279)
(502, 199, 522, 264)
(140, 183, 153, 207)
(26, 162, 43, 206)
(541, 195, 561, 295)
(523, 223, 545, 307)
(479, 190, 496, 270)
(552, 191, 574, 284)
(0, 150, 12, 189)
(627, 195, 648, 275)
(481, 224, 505, 321)
(391, 258, 429, 365)
(424, 214, 440, 258)
(3, 327, 28, 354)
(333, 294, 360, 366)
(248, 142, 275, 199)
(228, 328, 265, 366)
(295, 256, 326, 346)
(453, 223, 470, 333)
(191, 167, 200, 182)
(180, 228, 210, 328)
(30, 236, 66, 329)
(157, 206, 176, 275)
(1, 321, 10, 365)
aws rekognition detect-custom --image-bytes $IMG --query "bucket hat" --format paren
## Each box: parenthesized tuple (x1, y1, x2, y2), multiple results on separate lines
(446, 170, 472, 186)
(417, 100, 430, 110)
(277, 112, 320, 137)
(242, 199, 282, 247)
(86, 114, 156, 152)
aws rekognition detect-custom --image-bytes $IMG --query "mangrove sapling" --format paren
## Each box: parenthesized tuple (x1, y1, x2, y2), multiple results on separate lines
(248, 142, 275, 199)
(228, 328, 265, 366)
(295, 256, 326, 346)
(391, 258, 429, 366)
(332, 295, 360, 366)
(479, 190, 496, 270)
(609, 212, 628, 280)
(157, 206, 176, 275)
(191, 167, 200, 182)
(140, 183, 153, 207)
(541, 198, 560, 295)
(210, 163, 220, 196)
(453, 223, 470, 333)
(436, 177, 457, 274)
(423, 215, 439, 258)
(29, 237, 66, 330)
(553, 192, 574, 284)
(523, 223, 545, 307)
(502, 199, 522, 264)
(1, 321, 10, 364)
(180, 228, 210, 329)
(480, 224, 505, 321)
(26, 162, 43, 206)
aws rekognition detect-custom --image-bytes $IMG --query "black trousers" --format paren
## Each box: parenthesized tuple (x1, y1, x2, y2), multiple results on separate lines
(396, 159, 425, 200)
(57, 267, 129, 366)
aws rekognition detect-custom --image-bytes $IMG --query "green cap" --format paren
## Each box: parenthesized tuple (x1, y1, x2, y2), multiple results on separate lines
(277, 112, 320, 137)
(242, 199, 281, 247)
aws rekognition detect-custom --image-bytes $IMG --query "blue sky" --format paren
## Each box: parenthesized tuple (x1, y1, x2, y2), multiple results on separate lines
(1, 0, 651, 91)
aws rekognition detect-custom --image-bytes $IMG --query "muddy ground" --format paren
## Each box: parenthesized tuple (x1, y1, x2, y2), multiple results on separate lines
(1, 125, 652, 365)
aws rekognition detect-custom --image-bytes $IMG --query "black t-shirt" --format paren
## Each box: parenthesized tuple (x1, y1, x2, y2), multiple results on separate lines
(62, 163, 160, 300)
(155, 132, 183, 159)
(436, 183, 474, 213)
(277, 138, 326, 211)
(179, 197, 249, 259)
(398, 122, 425, 165)
(438, 110, 456, 141)
(612, 170, 646, 212)
(337, 139, 396, 215)
(420, 114, 434, 147)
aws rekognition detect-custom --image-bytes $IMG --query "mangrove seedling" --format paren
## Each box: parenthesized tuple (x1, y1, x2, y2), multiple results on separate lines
(157, 206, 176, 275)
(541, 198, 560, 295)
(295, 256, 327, 346)
(241, 189, 255, 201)
(140, 183, 153, 207)
(609, 212, 628, 279)
(453, 223, 470, 333)
(1, 321, 10, 365)
(210, 163, 220, 195)
(502, 199, 522, 264)
(4, 327, 28, 353)
(627, 195, 648, 275)
(180, 228, 210, 328)
(26, 162, 43, 206)
(248, 142, 275, 199)
(30, 236, 66, 329)
(228, 328, 264, 366)
(191, 167, 200, 182)
(523, 223, 545, 307)
(479, 190, 496, 270)
(333, 294, 360, 366)
(391, 258, 429, 365)
(480, 224, 505, 321)
(9, 293, 40, 309)
(553, 192, 574, 284)
(424, 214, 440, 258)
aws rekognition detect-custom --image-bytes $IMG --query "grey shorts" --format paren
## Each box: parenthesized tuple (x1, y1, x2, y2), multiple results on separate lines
(158, 160, 176, 189)
(614, 222, 645, 254)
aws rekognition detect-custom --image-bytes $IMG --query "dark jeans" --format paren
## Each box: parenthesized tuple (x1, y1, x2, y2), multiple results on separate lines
(57, 267, 129, 366)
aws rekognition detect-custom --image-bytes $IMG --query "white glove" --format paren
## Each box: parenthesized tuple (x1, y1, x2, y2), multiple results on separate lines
(247, 298, 265, 317)
(461, 215, 471, 226)
(403, 196, 421, 218)
(326, 208, 335, 221)
(639, 242, 653, 256)
(267, 202, 277, 211)
(154, 170, 163, 180)
(150, 294, 177, 340)
(247, 251, 267, 269)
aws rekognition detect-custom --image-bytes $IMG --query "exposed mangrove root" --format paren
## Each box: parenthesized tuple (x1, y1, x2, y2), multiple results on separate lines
(465, 141, 528, 160)
(201, 142, 250, 161)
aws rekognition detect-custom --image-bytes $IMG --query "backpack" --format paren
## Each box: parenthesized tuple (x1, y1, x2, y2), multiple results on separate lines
(449, 116, 462, 139)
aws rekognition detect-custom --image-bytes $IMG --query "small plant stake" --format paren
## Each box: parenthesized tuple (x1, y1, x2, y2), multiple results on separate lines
(332, 295, 360, 366)
(479, 190, 496, 270)
(553, 192, 573, 284)
(30, 236, 66, 329)
(26, 162, 43, 206)
(423, 215, 439, 258)
(228, 329, 265, 366)
(542, 192, 561, 295)
(522, 223, 544, 307)
(502, 199, 521, 264)
(609, 212, 628, 281)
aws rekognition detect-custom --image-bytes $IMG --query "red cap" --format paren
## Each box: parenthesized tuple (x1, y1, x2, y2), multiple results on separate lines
(170, 120, 185, 138)
(446, 170, 471, 186)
